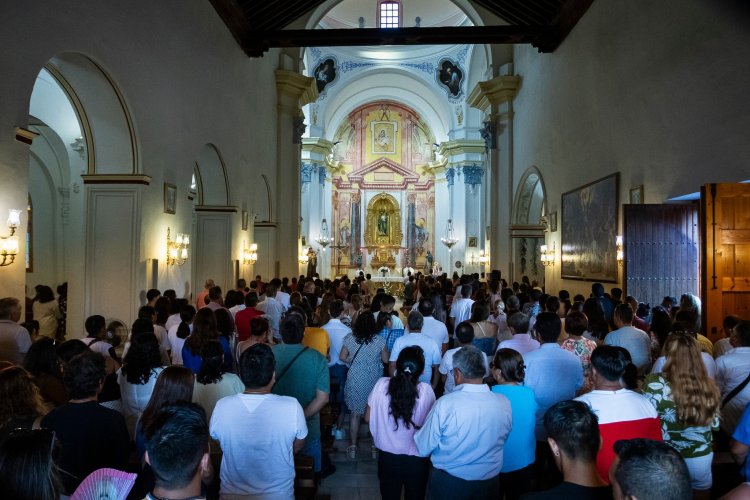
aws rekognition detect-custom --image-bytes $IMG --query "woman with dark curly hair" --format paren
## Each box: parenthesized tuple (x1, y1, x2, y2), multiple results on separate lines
(118, 329, 164, 438)
(0, 366, 47, 441)
(366, 346, 435, 500)
(193, 340, 244, 422)
(22, 337, 67, 407)
(182, 308, 232, 374)
(339, 312, 388, 459)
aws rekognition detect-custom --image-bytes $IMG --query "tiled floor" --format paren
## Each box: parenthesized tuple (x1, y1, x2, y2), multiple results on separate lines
(317, 433, 381, 500)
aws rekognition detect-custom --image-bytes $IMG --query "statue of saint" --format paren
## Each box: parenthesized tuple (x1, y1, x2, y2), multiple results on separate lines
(377, 210, 389, 236)
(306, 247, 317, 278)
(425, 250, 434, 272)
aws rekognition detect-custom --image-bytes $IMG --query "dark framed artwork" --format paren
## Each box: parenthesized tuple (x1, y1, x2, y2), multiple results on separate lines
(164, 183, 176, 214)
(437, 59, 463, 98)
(561, 173, 619, 282)
(629, 185, 644, 204)
(313, 58, 337, 94)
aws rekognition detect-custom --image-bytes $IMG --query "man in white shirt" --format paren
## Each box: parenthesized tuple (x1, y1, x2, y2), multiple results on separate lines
(389, 311, 442, 389)
(498, 313, 540, 355)
(449, 285, 474, 334)
(440, 321, 489, 393)
(0, 297, 32, 365)
(322, 299, 351, 436)
(604, 303, 652, 374)
(373, 294, 405, 331)
(256, 283, 285, 341)
(411, 299, 449, 355)
(717, 320, 750, 435)
(211, 343, 307, 498)
(415, 346, 511, 497)
(269, 278, 291, 311)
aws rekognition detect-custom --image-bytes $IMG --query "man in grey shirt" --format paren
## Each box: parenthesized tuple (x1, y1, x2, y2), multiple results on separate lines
(604, 303, 651, 374)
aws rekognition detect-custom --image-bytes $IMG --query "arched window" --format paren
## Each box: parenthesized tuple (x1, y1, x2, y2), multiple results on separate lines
(378, 1, 401, 28)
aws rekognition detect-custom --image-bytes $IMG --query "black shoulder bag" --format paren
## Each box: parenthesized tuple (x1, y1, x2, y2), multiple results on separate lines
(276, 347, 309, 385)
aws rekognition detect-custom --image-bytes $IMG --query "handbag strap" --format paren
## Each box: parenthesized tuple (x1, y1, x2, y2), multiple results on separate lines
(276, 347, 309, 384)
(722, 371, 750, 408)
(349, 342, 365, 366)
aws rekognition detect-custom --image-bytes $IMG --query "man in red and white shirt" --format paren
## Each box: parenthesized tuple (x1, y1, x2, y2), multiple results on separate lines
(576, 345, 662, 482)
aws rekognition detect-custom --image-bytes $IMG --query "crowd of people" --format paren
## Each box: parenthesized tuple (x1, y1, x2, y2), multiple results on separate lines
(1, 270, 749, 499)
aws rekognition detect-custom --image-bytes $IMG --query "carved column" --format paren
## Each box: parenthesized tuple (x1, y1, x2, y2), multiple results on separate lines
(275, 70, 318, 279)
(468, 75, 521, 277)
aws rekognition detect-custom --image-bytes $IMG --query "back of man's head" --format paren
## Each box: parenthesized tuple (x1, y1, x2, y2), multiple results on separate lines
(280, 312, 305, 344)
(544, 400, 600, 463)
(508, 313, 530, 334)
(380, 294, 396, 310)
(146, 289, 161, 302)
(145, 402, 208, 493)
(244, 292, 259, 307)
(84, 315, 106, 337)
(612, 438, 691, 500)
(534, 312, 561, 343)
(208, 286, 222, 301)
(407, 311, 424, 332)
(461, 284, 471, 298)
(329, 299, 344, 319)
(506, 295, 520, 312)
(592, 283, 605, 298)
(614, 303, 634, 325)
(138, 305, 156, 322)
(591, 345, 629, 382)
(735, 320, 750, 347)
(0, 297, 20, 321)
(265, 283, 277, 298)
(452, 346, 485, 380)
(64, 350, 106, 400)
(239, 343, 275, 389)
(417, 299, 434, 317)
(455, 321, 475, 345)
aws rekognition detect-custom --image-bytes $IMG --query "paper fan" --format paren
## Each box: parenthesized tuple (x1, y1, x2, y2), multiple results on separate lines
(71, 468, 137, 500)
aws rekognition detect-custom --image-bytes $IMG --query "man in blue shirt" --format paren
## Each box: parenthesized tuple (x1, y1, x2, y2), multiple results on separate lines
(415, 346, 512, 499)
(523, 312, 584, 441)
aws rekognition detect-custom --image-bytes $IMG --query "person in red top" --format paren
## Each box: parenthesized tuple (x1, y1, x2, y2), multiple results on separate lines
(575, 345, 662, 483)
(234, 293, 263, 342)
(195, 279, 214, 310)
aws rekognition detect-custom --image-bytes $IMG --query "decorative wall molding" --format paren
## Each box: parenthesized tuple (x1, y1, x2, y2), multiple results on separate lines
(467, 75, 521, 112)
(81, 174, 152, 185)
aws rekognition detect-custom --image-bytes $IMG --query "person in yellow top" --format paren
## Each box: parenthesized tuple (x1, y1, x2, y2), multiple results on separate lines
(291, 305, 331, 359)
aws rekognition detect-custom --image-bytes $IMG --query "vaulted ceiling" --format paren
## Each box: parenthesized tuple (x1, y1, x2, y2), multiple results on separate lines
(209, 0, 594, 57)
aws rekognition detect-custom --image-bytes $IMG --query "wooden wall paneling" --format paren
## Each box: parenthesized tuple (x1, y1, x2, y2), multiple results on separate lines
(702, 183, 750, 341)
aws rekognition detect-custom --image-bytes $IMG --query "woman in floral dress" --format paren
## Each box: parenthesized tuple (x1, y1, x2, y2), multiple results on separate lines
(642, 333, 720, 499)
(560, 311, 597, 393)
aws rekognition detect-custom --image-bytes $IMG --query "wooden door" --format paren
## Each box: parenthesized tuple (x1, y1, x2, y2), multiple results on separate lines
(702, 183, 750, 341)
(624, 204, 700, 312)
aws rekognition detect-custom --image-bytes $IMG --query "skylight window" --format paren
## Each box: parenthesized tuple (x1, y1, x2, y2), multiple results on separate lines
(378, 1, 401, 28)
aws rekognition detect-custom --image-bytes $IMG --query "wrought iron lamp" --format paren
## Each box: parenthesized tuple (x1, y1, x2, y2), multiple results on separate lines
(440, 219, 458, 252)
(0, 209, 21, 267)
(315, 218, 331, 252)
(166, 227, 189, 266)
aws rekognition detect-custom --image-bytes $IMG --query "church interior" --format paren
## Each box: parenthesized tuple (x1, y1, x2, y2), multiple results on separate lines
(1, 0, 749, 338)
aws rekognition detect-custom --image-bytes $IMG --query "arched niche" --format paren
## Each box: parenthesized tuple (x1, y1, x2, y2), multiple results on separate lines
(514, 166, 547, 225)
(194, 144, 229, 206)
(512, 166, 547, 284)
(43, 53, 138, 175)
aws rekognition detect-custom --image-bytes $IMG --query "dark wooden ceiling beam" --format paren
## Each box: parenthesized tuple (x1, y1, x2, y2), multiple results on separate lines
(247, 0, 327, 31)
(473, 0, 550, 26)
(240, 25, 558, 57)
(553, 0, 595, 46)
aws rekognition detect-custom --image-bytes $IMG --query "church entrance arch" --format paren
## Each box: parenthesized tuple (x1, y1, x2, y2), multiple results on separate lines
(511, 166, 547, 285)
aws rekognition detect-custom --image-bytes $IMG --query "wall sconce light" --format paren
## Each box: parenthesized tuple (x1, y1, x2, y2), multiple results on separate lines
(616, 235, 624, 266)
(540, 242, 555, 267)
(299, 252, 309, 265)
(243, 242, 258, 265)
(315, 218, 331, 252)
(0, 209, 21, 267)
(166, 227, 189, 266)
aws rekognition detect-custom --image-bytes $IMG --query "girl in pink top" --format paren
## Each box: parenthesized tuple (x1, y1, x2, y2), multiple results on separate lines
(366, 346, 436, 500)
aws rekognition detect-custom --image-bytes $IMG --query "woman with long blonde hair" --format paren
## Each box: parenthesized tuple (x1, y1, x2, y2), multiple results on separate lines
(642, 332, 720, 499)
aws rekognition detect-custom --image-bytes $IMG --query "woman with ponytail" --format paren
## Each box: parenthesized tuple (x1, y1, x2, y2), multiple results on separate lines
(365, 346, 436, 500)
(642, 332, 720, 498)
(491, 348, 537, 499)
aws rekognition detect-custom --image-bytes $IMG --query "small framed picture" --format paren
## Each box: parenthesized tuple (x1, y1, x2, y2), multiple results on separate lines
(468, 236, 478, 248)
(164, 183, 176, 214)
(629, 185, 644, 204)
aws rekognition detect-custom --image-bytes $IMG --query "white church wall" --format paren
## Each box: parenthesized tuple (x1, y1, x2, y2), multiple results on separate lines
(0, 1, 279, 322)
(511, 0, 750, 298)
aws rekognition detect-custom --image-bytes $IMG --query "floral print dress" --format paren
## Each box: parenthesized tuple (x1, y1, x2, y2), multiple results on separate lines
(642, 374, 719, 458)
(560, 336, 597, 391)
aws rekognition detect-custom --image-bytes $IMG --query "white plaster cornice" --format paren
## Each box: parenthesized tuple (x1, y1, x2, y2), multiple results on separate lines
(275, 70, 319, 107)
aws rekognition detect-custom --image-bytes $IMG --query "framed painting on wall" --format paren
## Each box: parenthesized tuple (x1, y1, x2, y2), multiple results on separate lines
(164, 183, 176, 214)
(468, 236, 478, 248)
(561, 173, 619, 282)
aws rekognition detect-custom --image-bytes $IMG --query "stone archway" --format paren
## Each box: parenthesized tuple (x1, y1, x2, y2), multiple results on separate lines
(511, 166, 548, 284)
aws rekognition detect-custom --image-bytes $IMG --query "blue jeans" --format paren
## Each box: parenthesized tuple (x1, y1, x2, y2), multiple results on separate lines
(300, 437, 321, 472)
(329, 364, 348, 404)
(472, 337, 496, 357)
